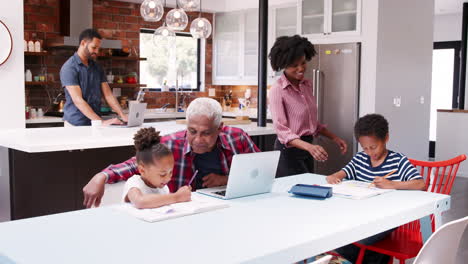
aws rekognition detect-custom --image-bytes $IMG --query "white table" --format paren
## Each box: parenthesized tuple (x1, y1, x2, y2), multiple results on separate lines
(0, 174, 450, 264)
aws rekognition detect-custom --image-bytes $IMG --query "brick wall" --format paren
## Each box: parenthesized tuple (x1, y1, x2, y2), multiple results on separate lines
(24, 0, 226, 112)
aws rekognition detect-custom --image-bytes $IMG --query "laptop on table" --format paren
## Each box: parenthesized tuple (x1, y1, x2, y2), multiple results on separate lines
(196, 151, 280, 200)
(111, 101, 147, 128)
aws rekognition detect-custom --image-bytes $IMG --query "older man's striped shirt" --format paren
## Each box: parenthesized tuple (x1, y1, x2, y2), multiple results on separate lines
(343, 150, 422, 182)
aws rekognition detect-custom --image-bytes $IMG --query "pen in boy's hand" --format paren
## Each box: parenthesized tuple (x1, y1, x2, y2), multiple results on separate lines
(369, 170, 397, 188)
(188, 170, 199, 186)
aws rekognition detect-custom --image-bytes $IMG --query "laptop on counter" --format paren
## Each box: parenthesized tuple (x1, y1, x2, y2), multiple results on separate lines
(196, 151, 280, 200)
(111, 101, 147, 128)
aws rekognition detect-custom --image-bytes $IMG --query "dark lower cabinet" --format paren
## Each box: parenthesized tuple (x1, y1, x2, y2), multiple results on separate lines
(9, 146, 134, 220)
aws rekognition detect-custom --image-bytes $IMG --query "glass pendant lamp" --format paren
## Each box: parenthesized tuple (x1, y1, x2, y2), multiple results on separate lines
(166, 3, 188, 31)
(140, 0, 164, 22)
(190, 0, 212, 39)
(177, 0, 200, 11)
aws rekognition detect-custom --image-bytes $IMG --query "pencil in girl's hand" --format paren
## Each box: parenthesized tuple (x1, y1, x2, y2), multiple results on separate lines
(188, 170, 199, 186)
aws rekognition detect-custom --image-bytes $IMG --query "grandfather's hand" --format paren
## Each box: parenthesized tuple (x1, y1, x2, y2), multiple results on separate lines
(83, 173, 106, 208)
(202, 173, 228, 188)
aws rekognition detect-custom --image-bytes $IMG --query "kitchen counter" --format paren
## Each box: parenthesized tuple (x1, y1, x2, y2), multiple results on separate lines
(437, 109, 468, 113)
(25, 109, 272, 124)
(0, 121, 275, 153)
(0, 120, 276, 221)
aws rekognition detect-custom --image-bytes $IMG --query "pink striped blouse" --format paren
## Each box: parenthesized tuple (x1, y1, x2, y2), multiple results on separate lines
(269, 73, 325, 146)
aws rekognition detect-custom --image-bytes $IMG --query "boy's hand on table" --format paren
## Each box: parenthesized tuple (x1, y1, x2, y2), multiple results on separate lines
(326, 175, 341, 184)
(372, 177, 395, 189)
(202, 173, 228, 187)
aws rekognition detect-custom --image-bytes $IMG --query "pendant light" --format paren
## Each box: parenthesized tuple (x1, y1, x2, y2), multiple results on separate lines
(140, 0, 164, 22)
(177, 0, 200, 11)
(190, 0, 212, 39)
(166, 1, 188, 31)
(153, 0, 176, 44)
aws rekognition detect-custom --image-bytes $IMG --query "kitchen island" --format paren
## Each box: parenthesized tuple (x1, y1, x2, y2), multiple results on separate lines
(0, 121, 276, 221)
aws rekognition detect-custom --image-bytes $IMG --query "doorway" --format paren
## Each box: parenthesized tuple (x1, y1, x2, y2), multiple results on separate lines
(429, 41, 461, 158)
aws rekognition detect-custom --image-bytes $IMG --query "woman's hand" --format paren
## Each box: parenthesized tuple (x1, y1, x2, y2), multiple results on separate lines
(333, 137, 348, 155)
(306, 144, 328, 162)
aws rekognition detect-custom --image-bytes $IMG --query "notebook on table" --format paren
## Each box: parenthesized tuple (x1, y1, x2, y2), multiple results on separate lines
(113, 194, 229, 222)
(323, 180, 395, 200)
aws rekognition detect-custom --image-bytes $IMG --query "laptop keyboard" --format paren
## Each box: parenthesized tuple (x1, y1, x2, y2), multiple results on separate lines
(214, 190, 226, 196)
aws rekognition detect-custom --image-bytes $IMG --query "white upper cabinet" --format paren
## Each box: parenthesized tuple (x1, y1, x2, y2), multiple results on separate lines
(214, 12, 242, 81)
(300, 0, 361, 39)
(243, 9, 259, 79)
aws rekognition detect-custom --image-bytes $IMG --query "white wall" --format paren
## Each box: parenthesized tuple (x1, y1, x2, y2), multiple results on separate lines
(358, 0, 379, 115)
(434, 13, 463, 42)
(0, 1, 25, 129)
(374, 0, 434, 160)
(436, 112, 468, 178)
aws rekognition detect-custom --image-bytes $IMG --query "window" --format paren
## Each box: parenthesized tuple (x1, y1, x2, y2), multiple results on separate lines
(140, 29, 201, 91)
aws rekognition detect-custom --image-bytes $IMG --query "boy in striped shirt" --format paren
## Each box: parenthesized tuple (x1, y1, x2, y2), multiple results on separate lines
(326, 114, 426, 264)
(326, 114, 426, 190)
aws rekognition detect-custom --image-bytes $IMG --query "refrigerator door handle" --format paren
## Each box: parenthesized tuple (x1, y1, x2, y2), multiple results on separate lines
(316, 70, 322, 122)
(312, 69, 317, 97)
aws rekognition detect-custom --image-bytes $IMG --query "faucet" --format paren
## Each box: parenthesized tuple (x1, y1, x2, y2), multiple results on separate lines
(159, 103, 170, 111)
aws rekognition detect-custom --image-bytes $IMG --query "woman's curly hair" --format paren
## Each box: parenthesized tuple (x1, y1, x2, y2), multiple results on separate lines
(268, 35, 316, 71)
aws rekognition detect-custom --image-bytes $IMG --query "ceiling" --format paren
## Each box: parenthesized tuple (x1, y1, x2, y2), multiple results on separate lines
(124, 0, 466, 14)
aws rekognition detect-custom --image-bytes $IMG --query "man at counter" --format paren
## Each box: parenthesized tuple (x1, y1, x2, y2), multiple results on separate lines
(60, 28, 127, 126)
(83, 98, 260, 208)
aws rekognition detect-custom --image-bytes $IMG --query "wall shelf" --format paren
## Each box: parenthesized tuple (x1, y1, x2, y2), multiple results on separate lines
(24, 51, 49, 56)
(25, 81, 54, 86)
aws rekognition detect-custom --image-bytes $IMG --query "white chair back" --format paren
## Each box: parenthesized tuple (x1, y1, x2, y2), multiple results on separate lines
(414, 216, 468, 264)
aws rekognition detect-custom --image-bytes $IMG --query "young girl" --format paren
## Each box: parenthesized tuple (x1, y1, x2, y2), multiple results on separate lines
(326, 113, 426, 190)
(326, 114, 426, 264)
(122, 127, 191, 209)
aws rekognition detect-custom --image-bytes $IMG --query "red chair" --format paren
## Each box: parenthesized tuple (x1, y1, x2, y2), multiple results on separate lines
(353, 154, 467, 264)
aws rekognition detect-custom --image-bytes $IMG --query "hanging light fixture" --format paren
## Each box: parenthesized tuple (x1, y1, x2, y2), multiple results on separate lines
(140, 0, 164, 22)
(153, 0, 176, 44)
(166, 1, 188, 31)
(190, 0, 211, 39)
(177, 0, 200, 11)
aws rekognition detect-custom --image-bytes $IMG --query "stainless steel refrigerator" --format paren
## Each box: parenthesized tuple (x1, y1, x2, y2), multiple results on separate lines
(305, 43, 360, 175)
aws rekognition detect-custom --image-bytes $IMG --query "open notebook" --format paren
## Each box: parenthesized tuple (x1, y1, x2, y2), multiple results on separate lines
(323, 180, 395, 200)
(113, 194, 229, 222)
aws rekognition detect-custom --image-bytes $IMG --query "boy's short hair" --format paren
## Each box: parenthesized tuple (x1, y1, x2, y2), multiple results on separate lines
(354, 114, 389, 141)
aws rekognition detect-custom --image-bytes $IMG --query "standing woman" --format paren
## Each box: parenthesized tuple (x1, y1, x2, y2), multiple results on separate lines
(268, 35, 348, 177)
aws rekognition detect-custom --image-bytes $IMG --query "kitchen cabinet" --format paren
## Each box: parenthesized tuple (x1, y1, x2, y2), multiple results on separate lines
(213, 4, 298, 85)
(299, 0, 361, 39)
(9, 146, 134, 219)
